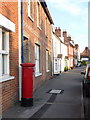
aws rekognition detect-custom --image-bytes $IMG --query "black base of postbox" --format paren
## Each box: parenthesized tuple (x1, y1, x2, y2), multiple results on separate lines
(21, 98, 33, 107)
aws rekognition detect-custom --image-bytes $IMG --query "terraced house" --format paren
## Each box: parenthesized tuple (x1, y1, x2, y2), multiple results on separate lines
(0, 0, 80, 117)
(0, 0, 54, 115)
(63, 31, 75, 69)
(0, 1, 19, 114)
(74, 44, 80, 67)
(21, 0, 54, 92)
(52, 27, 61, 75)
(52, 27, 69, 74)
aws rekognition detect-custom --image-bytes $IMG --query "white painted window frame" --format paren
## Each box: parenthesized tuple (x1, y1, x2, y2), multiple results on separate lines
(35, 44, 42, 77)
(28, 0, 34, 22)
(0, 14, 15, 83)
(37, 1, 41, 29)
(0, 28, 9, 75)
(0, 28, 14, 82)
(46, 49, 50, 72)
(46, 17, 48, 37)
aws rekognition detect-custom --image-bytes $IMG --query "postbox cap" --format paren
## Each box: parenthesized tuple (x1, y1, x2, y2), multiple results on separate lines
(20, 63, 35, 67)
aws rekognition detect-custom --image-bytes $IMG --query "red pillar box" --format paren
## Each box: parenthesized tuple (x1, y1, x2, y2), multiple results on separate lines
(20, 63, 35, 107)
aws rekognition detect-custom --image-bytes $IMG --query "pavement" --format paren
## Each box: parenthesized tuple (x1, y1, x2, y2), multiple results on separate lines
(2, 66, 85, 119)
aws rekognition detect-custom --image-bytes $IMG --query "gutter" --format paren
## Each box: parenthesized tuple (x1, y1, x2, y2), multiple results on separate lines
(40, 0, 54, 24)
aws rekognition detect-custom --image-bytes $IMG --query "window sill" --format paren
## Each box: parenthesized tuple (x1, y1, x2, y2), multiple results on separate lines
(37, 26, 42, 31)
(35, 73, 42, 77)
(0, 75, 15, 83)
(28, 15, 34, 22)
(46, 70, 50, 73)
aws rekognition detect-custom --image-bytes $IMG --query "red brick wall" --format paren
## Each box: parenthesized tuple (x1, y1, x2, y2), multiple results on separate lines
(68, 44, 74, 68)
(0, 2, 19, 112)
(24, 2, 52, 91)
(0, 83, 2, 117)
(0, 1, 53, 113)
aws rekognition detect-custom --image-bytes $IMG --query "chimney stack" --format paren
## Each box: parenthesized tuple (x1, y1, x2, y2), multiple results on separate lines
(75, 44, 79, 49)
(85, 47, 89, 51)
(63, 31, 67, 38)
(63, 31, 68, 44)
(55, 27, 61, 37)
(67, 35, 71, 41)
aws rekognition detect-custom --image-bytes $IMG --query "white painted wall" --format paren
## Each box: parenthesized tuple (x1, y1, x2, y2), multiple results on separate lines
(54, 58, 60, 74)
(74, 58, 78, 66)
(61, 42, 68, 72)
(52, 33, 61, 74)
(74, 46, 80, 66)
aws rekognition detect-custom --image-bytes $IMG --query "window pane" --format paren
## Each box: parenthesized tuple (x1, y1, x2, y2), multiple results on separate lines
(37, 2, 40, 27)
(24, 37, 30, 63)
(46, 18, 48, 36)
(37, 46, 39, 60)
(35, 44, 37, 60)
(28, 0, 30, 16)
(30, 1, 33, 18)
(35, 44, 40, 74)
(2, 54, 7, 75)
(46, 50, 49, 71)
(28, 0, 34, 18)
(2, 32, 5, 50)
(1, 30, 9, 76)
(2, 54, 4, 74)
(2, 54, 5, 75)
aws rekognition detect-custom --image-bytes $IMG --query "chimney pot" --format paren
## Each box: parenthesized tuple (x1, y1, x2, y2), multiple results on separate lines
(67, 35, 71, 41)
(63, 31, 67, 37)
(55, 27, 61, 37)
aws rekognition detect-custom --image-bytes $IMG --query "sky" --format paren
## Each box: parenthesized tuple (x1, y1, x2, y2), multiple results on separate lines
(45, 0, 89, 53)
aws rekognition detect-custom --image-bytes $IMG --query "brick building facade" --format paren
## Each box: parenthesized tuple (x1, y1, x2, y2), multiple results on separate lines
(0, 1, 19, 114)
(0, 0, 81, 115)
(63, 31, 74, 69)
(22, 0, 54, 92)
(0, 0, 54, 114)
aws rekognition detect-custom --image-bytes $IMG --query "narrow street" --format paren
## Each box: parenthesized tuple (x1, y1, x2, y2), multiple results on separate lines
(3, 66, 85, 119)
(0, 1, 88, 119)
(31, 67, 84, 118)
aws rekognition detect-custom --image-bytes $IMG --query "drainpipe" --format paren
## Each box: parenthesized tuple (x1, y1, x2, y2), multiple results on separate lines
(18, 0, 24, 101)
(52, 27, 54, 76)
(60, 40, 61, 73)
(21, 0, 24, 63)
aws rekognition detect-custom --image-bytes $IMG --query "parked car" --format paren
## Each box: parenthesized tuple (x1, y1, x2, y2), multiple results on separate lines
(78, 63, 81, 67)
(81, 64, 90, 97)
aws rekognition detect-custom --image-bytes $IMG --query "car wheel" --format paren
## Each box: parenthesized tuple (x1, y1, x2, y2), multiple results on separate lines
(85, 87, 90, 97)
(82, 81, 84, 90)
(83, 82, 85, 97)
